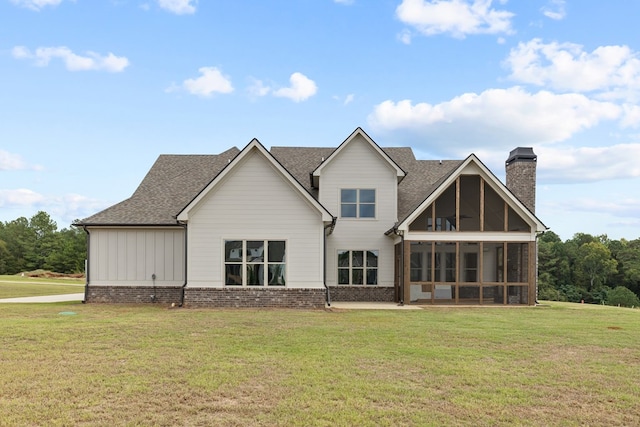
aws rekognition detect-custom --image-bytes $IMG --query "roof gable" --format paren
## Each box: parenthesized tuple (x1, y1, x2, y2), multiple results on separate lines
(176, 139, 334, 222)
(396, 154, 546, 233)
(311, 127, 406, 188)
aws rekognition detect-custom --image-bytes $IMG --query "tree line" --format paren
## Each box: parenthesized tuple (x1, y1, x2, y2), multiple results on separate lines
(0, 211, 86, 275)
(538, 231, 640, 307)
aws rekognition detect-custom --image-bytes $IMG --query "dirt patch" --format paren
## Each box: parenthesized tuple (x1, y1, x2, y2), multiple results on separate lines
(18, 270, 85, 279)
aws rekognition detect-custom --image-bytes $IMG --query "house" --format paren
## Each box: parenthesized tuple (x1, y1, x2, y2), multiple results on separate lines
(75, 128, 546, 308)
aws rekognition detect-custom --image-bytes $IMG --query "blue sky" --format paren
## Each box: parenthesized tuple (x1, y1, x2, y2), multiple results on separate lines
(1, 0, 639, 241)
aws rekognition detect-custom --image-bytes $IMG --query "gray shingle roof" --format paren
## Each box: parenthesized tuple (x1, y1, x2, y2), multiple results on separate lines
(78, 144, 462, 227)
(271, 146, 463, 224)
(78, 147, 240, 225)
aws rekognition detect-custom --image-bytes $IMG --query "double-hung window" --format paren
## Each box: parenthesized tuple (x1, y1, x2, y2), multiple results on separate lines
(337, 250, 378, 285)
(224, 240, 286, 286)
(341, 189, 375, 218)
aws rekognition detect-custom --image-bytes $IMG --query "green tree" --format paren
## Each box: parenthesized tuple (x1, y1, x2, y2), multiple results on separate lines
(25, 211, 58, 271)
(45, 225, 86, 273)
(606, 286, 640, 308)
(0, 217, 32, 274)
(574, 241, 618, 292)
(538, 231, 572, 291)
(612, 239, 640, 297)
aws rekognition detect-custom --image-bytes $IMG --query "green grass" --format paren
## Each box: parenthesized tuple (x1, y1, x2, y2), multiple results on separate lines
(0, 275, 84, 298)
(0, 302, 638, 426)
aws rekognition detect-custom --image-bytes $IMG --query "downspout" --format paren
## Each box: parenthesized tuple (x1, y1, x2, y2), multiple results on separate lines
(323, 217, 337, 307)
(387, 225, 405, 305)
(81, 226, 90, 304)
(179, 221, 188, 307)
(399, 230, 405, 306)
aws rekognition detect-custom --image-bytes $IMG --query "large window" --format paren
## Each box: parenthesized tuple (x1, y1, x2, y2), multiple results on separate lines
(337, 250, 378, 285)
(341, 189, 375, 218)
(224, 240, 286, 286)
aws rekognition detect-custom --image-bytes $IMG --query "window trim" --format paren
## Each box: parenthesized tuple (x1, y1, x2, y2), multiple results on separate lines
(337, 249, 379, 286)
(340, 188, 376, 219)
(224, 239, 286, 287)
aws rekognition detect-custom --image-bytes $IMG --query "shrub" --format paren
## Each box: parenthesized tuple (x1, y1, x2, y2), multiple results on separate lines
(606, 286, 640, 308)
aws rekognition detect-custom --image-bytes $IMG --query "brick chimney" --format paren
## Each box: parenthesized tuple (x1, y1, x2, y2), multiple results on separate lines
(505, 147, 537, 214)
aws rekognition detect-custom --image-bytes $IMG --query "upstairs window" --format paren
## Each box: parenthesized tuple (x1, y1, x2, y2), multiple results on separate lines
(341, 189, 375, 218)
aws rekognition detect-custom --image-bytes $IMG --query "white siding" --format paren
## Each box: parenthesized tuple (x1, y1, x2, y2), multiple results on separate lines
(319, 134, 397, 286)
(186, 149, 325, 288)
(88, 228, 185, 286)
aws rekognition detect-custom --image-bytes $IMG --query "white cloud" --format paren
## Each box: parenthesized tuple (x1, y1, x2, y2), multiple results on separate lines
(10, 0, 64, 11)
(272, 72, 318, 102)
(505, 39, 640, 100)
(334, 0, 354, 4)
(0, 189, 45, 207)
(367, 87, 622, 153)
(247, 78, 271, 98)
(0, 151, 27, 171)
(537, 143, 640, 183)
(172, 67, 234, 97)
(157, 0, 197, 15)
(12, 46, 129, 72)
(395, 0, 514, 39)
(0, 190, 108, 224)
(541, 0, 566, 20)
(0, 150, 43, 171)
(344, 94, 355, 105)
(398, 29, 413, 45)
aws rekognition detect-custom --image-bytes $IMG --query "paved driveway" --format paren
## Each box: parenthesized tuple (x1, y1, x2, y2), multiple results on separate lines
(0, 293, 84, 303)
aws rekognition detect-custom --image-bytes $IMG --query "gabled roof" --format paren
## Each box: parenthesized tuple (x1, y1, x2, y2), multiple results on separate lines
(394, 154, 547, 233)
(76, 148, 240, 226)
(310, 127, 406, 188)
(176, 139, 334, 223)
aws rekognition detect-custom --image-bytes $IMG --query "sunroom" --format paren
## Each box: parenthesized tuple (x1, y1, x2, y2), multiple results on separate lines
(392, 163, 545, 306)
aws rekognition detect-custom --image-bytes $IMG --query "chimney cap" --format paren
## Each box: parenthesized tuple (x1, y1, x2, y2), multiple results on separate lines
(506, 147, 536, 165)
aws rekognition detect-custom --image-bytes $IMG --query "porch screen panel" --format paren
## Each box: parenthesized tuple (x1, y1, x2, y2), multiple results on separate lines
(507, 243, 529, 283)
(459, 175, 481, 231)
(434, 183, 457, 231)
(484, 185, 505, 231)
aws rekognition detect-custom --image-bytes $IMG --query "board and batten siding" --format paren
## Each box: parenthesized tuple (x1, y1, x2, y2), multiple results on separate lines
(319, 134, 398, 286)
(186, 149, 325, 288)
(88, 228, 185, 286)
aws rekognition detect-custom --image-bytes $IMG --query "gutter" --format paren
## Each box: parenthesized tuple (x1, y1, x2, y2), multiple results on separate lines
(81, 226, 90, 304)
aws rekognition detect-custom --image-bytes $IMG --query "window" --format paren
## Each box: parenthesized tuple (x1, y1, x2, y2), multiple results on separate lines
(337, 250, 378, 285)
(340, 189, 375, 218)
(224, 240, 286, 286)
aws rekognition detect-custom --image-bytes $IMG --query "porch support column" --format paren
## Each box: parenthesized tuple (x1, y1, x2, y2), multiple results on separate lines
(403, 239, 411, 305)
(529, 241, 536, 305)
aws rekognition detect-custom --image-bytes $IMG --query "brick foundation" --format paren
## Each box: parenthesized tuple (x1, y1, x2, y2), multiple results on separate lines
(85, 286, 183, 304)
(328, 286, 395, 302)
(184, 287, 326, 309)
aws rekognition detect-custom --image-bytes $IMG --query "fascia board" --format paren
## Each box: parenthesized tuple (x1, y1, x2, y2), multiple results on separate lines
(312, 127, 406, 180)
(396, 154, 547, 233)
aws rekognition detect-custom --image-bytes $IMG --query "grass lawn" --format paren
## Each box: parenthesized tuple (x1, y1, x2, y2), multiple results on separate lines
(0, 275, 84, 299)
(0, 302, 638, 426)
